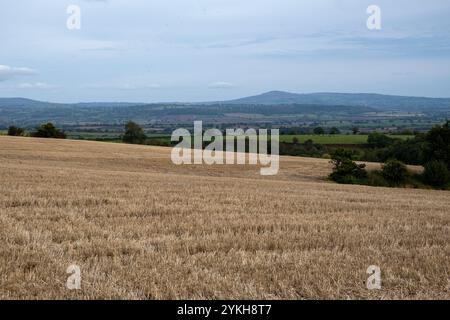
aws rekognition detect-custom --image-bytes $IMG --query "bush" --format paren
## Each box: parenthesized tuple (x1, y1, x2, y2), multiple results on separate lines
(381, 159, 408, 185)
(7, 126, 25, 136)
(366, 171, 389, 187)
(423, 160, 450, 188)
(32, 123, 66, 139)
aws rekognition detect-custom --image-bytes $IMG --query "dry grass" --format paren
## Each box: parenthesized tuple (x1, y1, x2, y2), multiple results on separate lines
(0, 136, 449, 300)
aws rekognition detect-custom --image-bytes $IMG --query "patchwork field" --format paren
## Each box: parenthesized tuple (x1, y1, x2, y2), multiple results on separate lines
(0, 136, 449, 299)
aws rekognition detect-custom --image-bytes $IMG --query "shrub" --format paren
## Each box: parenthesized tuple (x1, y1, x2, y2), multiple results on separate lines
(366, 171, 389, 187)
(32, 123, 66, 139)
(329, 149, 367, 184)
(423, 160, 450, 188)
(7, 126, 25, 136)
(381, 159, 408, 185)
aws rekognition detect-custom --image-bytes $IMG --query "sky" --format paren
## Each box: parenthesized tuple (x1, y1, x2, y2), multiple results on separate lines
(0, 0, 450, 102)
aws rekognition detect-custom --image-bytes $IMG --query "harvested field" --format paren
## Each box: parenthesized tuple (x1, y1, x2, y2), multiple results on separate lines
(0, 136, 449, 299)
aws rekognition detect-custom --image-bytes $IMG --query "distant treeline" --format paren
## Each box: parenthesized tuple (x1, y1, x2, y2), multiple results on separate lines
(7, 123, 67, 139)
(0, 102, 382, 127)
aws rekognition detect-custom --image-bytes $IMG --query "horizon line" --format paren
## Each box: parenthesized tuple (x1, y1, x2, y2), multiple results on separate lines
(1, 90, 450, 105)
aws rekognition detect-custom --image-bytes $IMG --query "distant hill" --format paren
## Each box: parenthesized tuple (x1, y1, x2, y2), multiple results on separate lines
(2, 91, 450, 111)
(1, 91, 449, 127)
(0, 98, 145, 109)
(222, 91, 450, 111)
(0, 97, 61, 108)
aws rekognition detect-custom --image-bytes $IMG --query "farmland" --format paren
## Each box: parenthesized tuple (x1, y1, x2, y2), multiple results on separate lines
(278, 134, 413, 144)
(0, 136, 449, 299)
(66, 132, 414, 146)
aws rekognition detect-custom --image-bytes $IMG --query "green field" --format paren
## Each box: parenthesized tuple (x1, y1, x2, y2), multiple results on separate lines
(279, 134, 413, 144)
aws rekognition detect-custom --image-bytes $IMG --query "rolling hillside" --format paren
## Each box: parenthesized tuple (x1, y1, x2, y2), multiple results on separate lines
(0, 136, 448, 299)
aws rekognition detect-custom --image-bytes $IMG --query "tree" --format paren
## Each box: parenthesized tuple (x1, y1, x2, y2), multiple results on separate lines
(303, 139, 315, 151)
(382, 136, 427, 165)
(381, 159, 408, 185)
(329, 149, 367, 184)
(122, 121, 147, 144)
(313, 127, 325, 135)
(367, 132, 395, 148)
(329, 127, 340, 135)
(423, 160, 449, 188)
(32, 123, 66, 139)
(7, 126, 24, 136)
(352, 127, 360, 135)
(292, 137, 299, 144)
(424, 121, 450, 169)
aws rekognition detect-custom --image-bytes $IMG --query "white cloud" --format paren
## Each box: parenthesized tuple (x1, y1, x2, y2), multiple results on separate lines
(208, 81, 235, 89)
(0, 65, 36, 81)
(86, 82, 161, 90)
(18, 82, 59, 89)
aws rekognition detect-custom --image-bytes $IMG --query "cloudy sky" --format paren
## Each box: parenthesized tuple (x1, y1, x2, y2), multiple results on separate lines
(0, 0, 449, 102)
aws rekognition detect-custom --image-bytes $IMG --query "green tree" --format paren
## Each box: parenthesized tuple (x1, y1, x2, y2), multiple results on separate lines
(32, 123, 66, 139)
(382, 136, 427, 165)
(367, 132, 395, 148)
(423, 160, 449, 188)
(381, 159, 408, 185)
(7, 126, 25, 136)
(303, 139, 315, 150)
(122, 121, 147, 144)
(329, 127, 340, 135)
(313, 127, 325, 135)
(424, 121, 450, 169)
(352, 127, 360, 135)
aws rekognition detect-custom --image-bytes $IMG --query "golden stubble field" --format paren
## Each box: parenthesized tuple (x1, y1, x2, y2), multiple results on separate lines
(0, 136, 449, 299)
